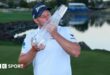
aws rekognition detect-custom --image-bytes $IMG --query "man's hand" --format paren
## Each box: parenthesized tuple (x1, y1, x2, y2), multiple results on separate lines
(31, 41, 45, 52)
(18, 42, 45, 68)
(46, 22, 57, 35)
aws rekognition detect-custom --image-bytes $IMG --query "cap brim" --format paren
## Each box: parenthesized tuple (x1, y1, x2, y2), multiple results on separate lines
(37, 7, 51, 18)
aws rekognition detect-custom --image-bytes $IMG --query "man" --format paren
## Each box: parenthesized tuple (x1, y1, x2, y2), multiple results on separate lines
(18, 2, 80, 75)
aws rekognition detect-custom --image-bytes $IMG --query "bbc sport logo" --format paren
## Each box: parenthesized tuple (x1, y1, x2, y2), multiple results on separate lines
(0, 64, 23, 69)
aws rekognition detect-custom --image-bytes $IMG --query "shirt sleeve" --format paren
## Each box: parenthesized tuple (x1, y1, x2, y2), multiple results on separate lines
(21, 33, 32, 54)
(64, 27, 78, 43)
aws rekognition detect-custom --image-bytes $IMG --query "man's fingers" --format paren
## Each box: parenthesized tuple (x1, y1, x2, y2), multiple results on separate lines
(38, 43, 45, 50)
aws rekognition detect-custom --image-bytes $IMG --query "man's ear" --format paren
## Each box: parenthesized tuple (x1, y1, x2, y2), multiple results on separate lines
(34, 19, 39, 24)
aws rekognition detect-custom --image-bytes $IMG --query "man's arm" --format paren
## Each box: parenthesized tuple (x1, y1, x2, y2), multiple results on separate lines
(51, 31, 80, 57)
(18, 46, 38, 68)
(18, 44, 45, 68)
(46, 25, 80, 57)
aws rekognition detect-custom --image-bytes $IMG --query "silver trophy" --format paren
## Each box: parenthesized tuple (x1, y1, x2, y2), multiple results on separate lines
(32, 4, 68, 46)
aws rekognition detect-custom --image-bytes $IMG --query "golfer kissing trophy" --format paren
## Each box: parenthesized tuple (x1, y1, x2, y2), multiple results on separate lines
(32, 4, 68, 47)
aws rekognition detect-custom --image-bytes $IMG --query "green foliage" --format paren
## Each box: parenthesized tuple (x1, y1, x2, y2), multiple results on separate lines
(56, 0, 67, 6)
(45, 0, 57, 9)
(27, 1, 38, 8)
(8, 1, 15, 8)
(19, 0, 28, 8)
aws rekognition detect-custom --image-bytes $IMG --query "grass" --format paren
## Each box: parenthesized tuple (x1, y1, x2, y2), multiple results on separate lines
(0, 42, 33, 75)
(0, 11, 32, 23)
(0, 41, 110, 75)
(72, 50, 110, 75)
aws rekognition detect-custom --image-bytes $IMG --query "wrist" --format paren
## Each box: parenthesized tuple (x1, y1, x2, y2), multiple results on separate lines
(51, 31, 59, 37)
(31, 46, 38, 52)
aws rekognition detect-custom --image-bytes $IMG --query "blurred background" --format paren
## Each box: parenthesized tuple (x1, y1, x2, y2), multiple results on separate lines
(0, 0, 110, 75)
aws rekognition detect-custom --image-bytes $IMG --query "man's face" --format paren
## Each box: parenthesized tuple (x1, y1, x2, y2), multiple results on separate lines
(34, 10, 51, 27)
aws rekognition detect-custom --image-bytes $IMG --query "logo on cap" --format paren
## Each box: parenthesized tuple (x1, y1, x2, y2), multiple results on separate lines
(35, 5, 46, 12)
